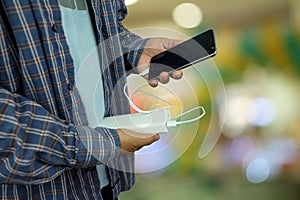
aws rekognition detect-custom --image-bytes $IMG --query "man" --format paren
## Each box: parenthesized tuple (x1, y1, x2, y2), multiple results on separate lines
(0, 0, 182, 199)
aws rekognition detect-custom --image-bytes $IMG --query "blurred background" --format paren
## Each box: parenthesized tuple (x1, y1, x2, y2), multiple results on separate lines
(120, 0, 300, 199)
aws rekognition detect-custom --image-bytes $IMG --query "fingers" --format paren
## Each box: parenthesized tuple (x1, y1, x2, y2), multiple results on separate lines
(148, 70, 183, 87)
(162, 38, 184, 49)
(171, 70, 183, 79)
(118, 129, 160, 153)
(131, 133, 160, 152)
(138, 133, 160, 147)
(159, 72, 169, 84)
(149, 79, 158, 87)
(137, 37, 184, 87)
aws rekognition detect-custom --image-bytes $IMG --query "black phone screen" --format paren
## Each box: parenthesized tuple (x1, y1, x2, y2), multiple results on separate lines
(148, 29, 217, 80)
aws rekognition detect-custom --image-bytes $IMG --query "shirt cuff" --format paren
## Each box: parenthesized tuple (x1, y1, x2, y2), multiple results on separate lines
(126, 38, 149, 70)
(74, 126, 121, 167)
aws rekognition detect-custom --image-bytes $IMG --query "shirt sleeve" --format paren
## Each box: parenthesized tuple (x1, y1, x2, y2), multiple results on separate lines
(115, 1, 148, 69)
(0, 87, 121, 185)
(120, 26, 148, 69)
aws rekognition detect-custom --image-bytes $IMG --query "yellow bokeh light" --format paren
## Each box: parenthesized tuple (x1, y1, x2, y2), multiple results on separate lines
(172, 3, 203, 28)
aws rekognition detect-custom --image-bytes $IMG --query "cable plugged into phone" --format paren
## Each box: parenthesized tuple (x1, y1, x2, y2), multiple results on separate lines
(113, 70, 207, 133)
(99, 29, 215, 132)
(128, 71, 207, 129)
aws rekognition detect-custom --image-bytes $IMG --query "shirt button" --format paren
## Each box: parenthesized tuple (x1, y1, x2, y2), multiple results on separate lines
(118, 9, 126, 19)
(74, 133, 79, 140)
(70, 159, 77, 165)
(51, 23, 59, 33)
(68, 83, 73, 91)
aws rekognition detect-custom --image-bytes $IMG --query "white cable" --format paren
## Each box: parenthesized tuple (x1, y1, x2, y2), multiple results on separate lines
(139, 68, 149, 76)
(123, 74, 150, 113)
(175, 106, 206, 125)
(173, 106, 205, 120)
(123, 68, 206, 128)
(167, 106, 206, 127)
(123, 68, 171, 113)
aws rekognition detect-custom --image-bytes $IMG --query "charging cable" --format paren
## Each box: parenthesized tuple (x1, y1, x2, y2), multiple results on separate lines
(98, 69, 206, 133)
(123, 68, 206, 128)
(124, 68, 172, 114)
(167, 106, 206, 127)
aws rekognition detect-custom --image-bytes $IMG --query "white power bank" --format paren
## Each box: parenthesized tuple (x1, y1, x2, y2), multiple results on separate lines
(98, 108, 170, 133)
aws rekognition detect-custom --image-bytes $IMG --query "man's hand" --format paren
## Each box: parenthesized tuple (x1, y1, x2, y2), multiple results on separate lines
(118, 38, 183, 152)
(137, 38, 184, 87)
(117, 129, 160, 153)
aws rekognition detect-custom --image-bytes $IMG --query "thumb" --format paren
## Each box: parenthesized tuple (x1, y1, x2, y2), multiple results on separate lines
(162, 38, 184, 49)
(137, 134, 160, 147)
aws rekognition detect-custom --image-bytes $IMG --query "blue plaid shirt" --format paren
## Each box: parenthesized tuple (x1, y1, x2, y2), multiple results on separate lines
(0, 0, 146, 199)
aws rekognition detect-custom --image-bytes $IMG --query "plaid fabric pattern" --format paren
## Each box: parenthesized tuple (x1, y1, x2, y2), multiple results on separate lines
(0, 0, 146, 199)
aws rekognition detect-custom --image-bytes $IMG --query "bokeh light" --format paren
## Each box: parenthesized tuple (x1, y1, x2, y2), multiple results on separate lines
(230, 135, 256, 164)
(125, 0, 138, 6)
(172, 3, 203, 28)
(120, 0, 300, 199)
(246, 158, 270, 184)
(248, 97, 277, 127)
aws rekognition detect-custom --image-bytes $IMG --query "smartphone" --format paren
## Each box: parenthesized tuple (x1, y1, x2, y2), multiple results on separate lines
(148, 29, 217, 80)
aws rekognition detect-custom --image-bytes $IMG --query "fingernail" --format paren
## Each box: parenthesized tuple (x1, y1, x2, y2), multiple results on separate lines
(173, 71, 182, 79)
(154, 134, 160, 141)
(174, 73, 181, 79)
(150, 81, 158, 87)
